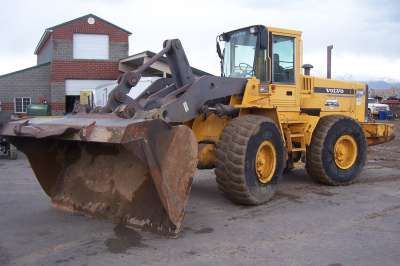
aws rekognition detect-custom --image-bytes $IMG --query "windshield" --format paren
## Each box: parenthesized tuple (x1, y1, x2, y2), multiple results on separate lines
(222, 30, 257, 78)
(368, 98, 377, 104)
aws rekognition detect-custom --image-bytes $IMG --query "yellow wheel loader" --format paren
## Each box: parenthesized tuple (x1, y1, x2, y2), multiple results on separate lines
(0, 25, 394, 235)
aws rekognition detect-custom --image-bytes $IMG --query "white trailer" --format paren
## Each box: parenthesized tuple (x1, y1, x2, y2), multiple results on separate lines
(91, 77, 161, 108)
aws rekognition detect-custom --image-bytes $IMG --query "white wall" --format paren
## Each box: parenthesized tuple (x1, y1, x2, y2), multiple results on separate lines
(65, 79, 114, 96)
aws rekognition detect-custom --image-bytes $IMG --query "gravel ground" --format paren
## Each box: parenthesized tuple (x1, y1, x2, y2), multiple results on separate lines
(0, 121, 399, 266)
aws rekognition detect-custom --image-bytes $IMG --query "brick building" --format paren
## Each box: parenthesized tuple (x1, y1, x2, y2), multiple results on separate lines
(0, 14, 208, 115)
(0, 14, 130, 114)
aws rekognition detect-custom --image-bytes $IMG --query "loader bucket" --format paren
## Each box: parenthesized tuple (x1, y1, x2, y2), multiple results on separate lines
(1, 114, 198, 235)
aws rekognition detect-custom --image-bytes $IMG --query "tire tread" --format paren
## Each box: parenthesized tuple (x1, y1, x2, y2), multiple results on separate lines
(215, 115, 278, 205)
(306, 115, 365, 186)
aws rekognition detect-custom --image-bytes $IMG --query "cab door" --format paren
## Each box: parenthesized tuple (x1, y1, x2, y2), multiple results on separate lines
(269, 33, 300, 112)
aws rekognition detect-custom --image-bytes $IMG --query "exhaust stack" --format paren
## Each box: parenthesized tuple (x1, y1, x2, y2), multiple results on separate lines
(327, 45, 333, 79)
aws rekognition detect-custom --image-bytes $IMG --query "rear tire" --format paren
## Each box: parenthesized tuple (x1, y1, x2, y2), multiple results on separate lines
(306, 116, 367, 185)
(215, 115, 285, 205)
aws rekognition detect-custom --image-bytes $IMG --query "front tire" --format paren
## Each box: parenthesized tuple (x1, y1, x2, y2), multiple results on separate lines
(215, 115, 285, 205)
(306, 116, 367, 185)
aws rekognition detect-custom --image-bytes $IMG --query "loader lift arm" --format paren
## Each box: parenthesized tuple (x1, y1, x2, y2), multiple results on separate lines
(102, 39, 247, 122)
(102, 39, 195, 114)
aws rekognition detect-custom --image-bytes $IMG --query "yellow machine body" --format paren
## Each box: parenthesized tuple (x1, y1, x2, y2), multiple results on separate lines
(194, 26, 394, 167)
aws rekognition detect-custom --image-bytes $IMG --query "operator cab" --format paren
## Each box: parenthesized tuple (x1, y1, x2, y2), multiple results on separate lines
(217, 25, 297, 84)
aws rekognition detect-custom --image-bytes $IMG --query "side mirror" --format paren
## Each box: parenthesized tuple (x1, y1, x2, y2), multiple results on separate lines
(218, 33, 228, 42)
(259, 28, 268, 50)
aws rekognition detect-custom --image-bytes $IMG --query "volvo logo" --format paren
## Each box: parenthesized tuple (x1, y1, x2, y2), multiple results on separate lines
(326, 88, 344, 94)
(313, 87, 355, 95)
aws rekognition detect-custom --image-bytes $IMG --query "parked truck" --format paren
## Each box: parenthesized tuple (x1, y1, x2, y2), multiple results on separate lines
(79, 77, 161, 109)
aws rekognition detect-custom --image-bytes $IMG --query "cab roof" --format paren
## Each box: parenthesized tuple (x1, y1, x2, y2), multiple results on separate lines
(267, 26, 302, 37)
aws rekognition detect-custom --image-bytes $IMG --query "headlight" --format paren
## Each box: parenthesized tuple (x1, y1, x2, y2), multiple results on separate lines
(249, 27, 258, 34)
(259, 84, 269, 93)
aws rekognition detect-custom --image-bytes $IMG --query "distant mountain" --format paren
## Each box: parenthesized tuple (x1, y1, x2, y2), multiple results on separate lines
(334, 75, 400, 89)
(367, 80, 400, 89)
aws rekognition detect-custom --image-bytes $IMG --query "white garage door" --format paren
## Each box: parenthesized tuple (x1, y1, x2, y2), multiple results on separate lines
(65, 79, 115, 96)
(73, 34, 109, 59)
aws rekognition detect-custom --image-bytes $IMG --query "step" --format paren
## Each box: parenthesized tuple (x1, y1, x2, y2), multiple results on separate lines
(289, 133, 305, 138)
(292, 148, 306, 152)
(293, 161, 305, 169)
(282, 120, 307, 124)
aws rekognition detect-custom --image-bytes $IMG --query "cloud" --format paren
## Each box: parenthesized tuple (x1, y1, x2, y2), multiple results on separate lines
(0, 0, 399, 81)
(305, 51, 400, 81)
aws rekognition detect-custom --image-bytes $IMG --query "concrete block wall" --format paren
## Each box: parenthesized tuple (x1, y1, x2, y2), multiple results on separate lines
(52, 39, 73, 61)
(109, 42, 129, 61)
(37, 38, 53, 64)
(0, 63, 51, 113)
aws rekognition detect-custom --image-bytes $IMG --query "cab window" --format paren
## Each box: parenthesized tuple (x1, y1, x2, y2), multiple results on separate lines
(272, 35, 295, 83)
(223, 30, 257, 78)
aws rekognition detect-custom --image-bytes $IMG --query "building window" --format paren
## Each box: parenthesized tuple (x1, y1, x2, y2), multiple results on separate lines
(73, 34, 109, 60)
(14, 97, 31, 113)
(272, 35, 295, 83)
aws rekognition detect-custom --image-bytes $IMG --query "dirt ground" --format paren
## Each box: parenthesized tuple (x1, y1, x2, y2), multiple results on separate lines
(368, 119, 400, 169)
(0, 121, 399, 266)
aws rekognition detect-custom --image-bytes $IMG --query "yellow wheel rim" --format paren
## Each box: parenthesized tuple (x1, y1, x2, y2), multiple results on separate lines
(255, 140, 277, 183)
(334, 135, 358, 170)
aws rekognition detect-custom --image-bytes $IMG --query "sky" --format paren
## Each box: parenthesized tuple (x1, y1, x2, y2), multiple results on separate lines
(0, 0, 399, 82)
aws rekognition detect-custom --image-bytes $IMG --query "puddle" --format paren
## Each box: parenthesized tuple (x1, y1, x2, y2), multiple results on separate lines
(311, 190, 337, 197)
(105, 224, 147, 254)
(194, 227, 214, 234)
(55, 256, 75, 264)
(185, 250, 197, 255)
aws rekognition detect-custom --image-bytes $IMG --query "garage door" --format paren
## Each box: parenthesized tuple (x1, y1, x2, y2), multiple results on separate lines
(65, 80, 115, 96)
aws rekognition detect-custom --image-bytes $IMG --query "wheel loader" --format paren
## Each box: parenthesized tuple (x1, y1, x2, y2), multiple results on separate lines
(0, 25, 394, 235)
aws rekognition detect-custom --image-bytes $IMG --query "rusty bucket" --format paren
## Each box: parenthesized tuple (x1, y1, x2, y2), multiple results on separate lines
(1, 114, 198, 235)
